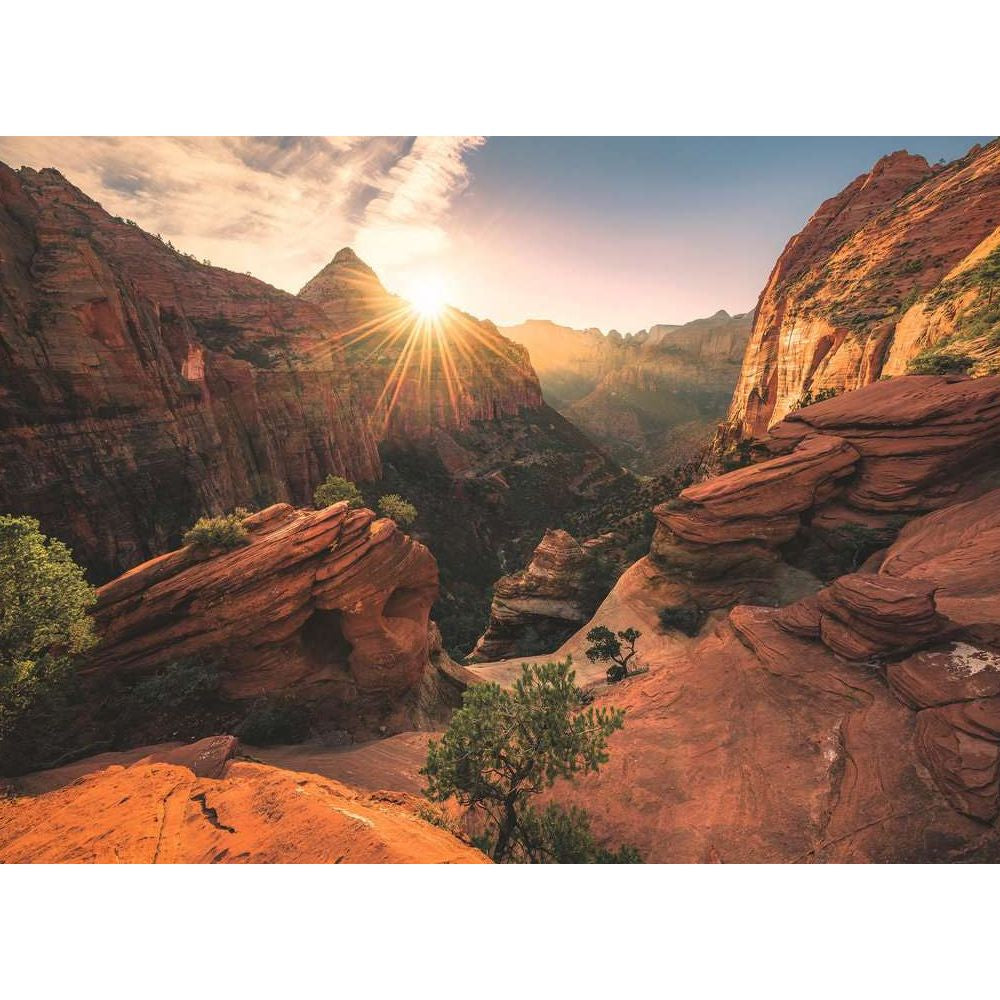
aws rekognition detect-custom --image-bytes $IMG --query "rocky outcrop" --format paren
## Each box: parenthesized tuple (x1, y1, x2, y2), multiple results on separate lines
(725, 139, 1000, 440)
(468, 528, 604, 662)
(0, 162, 544, 581)
(652, 375, 1000, 614)
(0, 737, 486, 863)
(88, 502, 440, 728)
(544, 477, 1000, 859)
(504, 311, 752, 473)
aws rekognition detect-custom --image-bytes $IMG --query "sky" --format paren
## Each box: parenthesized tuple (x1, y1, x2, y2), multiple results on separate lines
(0, 136, 992, 331)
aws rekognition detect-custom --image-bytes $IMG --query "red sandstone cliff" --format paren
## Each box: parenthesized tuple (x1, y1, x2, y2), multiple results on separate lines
(87, 501, 444, 733)
(726, 140, 1000, 440)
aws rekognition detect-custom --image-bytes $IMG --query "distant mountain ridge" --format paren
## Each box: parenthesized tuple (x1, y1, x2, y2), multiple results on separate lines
(502, 310, 753, 473)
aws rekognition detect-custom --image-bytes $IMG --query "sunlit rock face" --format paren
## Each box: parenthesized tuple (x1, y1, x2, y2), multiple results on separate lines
(725, 139, 1000, 441)
(650, 374, 1000, 615)
(0, 162, 381, 580)
(0, 162, 545, 582)
(548, 378, 1000, 862)
(299, 249, 543, 443)
(0, 737, 488, 864)
(468, 528, 603, 662)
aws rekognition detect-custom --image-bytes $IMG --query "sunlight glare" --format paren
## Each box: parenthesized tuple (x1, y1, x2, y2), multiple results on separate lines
(404, 276, 448, 321)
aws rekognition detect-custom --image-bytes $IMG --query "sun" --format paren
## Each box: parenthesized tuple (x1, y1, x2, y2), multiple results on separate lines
(404, 276, 448, 321)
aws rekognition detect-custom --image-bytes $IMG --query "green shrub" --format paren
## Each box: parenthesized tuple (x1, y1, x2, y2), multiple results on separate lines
(792, 386, 841, 411)
(236, 693, 311, 745)
(0, 515, 97, 770)
(377, 493, 417, 527)
(313, 475, 365, 509)
(128, 659, 220, 713)
(182, 508, 250, 550)
(905, 350, 974, 375)
(658, 604, 706, 637)
(516, 802, 643, 863)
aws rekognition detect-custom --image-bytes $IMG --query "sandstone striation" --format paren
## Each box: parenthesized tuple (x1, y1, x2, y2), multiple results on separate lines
(724, 139, 1000, 441)
(652, 374, 1000, 615)
(552, 480, 1000, 858)
(468, 528, 604, 662)
(0, 736, 486, 863)
(88, 502, 440, 726)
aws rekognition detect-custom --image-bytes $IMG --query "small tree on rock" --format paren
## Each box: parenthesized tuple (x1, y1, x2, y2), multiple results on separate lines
(585, 625, 641, 682)
(313, 475, 365, 510)
(377, 493, 417, 528)
(421, 659, 632, 862)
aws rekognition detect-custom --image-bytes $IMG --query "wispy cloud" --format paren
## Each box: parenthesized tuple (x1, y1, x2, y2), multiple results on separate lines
(0, 136, 484, 294)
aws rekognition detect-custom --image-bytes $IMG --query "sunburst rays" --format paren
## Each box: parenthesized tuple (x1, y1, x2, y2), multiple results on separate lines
(312, 272, 526, 437)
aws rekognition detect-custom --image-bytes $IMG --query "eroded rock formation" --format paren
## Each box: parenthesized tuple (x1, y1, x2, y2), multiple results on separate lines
(301, 249, 542, 442)
(88, 502, 440, 727)
(468, 528, 605, 662)
(0, 736, 486, 863)
(652, 374, 1000, 616)
(725, 139, 1000, 441)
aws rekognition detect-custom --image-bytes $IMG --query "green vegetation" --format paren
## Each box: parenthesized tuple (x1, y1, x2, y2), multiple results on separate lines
(658, 604, 707, 637)
(905, 349, 974, 375)
(377, 493, 417, 527)
(0, 516, 97, 765)
(313, 475, 365, 509)
(791, 386, 842, 411)
(182, 508, 251, 550)
(585, 625, 642, 682)
(421, 659, 638, 863)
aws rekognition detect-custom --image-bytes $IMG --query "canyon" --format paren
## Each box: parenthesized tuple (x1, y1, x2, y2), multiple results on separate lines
(4, 141, 1000, 864)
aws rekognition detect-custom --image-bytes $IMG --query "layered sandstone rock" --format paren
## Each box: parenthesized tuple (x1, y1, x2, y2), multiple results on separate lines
(88, 502, 439, 724)
(725, 139, 1000, 440)
(652, 374, 1000, 614)
(551, 490, 1000, 859)
(0, 737, 486, 863)
(468, 528, 603, 662)
(0, 163, 381, 579)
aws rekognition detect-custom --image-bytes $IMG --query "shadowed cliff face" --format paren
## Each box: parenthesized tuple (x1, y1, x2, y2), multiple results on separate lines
(726, 140, 1000, 441)
(0, 164, 380, 579)
(0, 163, 547, 583)
(503, 311, 752, 473)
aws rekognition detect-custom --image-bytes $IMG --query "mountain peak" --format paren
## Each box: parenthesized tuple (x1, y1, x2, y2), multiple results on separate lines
(332, 246, 363, 265)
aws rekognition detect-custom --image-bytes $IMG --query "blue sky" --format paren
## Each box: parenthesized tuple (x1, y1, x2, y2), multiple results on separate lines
(0, 136, 991, 331)
(444, 137, 992, 329)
